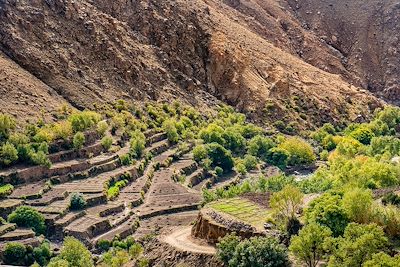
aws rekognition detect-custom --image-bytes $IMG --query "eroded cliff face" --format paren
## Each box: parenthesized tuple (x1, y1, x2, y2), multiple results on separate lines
(0, 0, 386, 128)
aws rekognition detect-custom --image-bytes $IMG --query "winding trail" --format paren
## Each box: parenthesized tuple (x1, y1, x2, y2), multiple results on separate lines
(163, 226, 216, 255)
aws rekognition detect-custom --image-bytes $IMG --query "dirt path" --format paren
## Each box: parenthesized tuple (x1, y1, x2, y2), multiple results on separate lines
(163, 226, 216, 255)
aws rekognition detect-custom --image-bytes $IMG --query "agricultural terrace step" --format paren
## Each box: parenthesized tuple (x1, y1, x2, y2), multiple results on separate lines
(185, 169, 205, 187)
(26, 188, 68, 206)
(55, 211, 86, 228)
(0, 138, 128, 184)
(86, 202, 125, 217)
(0, 223, 16, 236)
(147, 132, 167, 145)
(137, 204, 201, 220)
(64, 215, 112, 241)
(171, 159, 198, 176)
(48, 140, 104, 164)
(92, 216, 138, 245)
(0, 228, 35, 241)
(146, 140, 170, 156)
(0, 237, 41, 253)
(0, 199, 23, 219)
(9, 180, 49, 199)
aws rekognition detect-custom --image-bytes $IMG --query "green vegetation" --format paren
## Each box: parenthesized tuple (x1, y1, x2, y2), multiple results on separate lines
(101, 136, 113, 151)
(270, 185, 303, 229)
(73, 131, 85, 150)
(3, 241, 52, 266)
(217, 234, 290, 267)
(69, 192, 87, 210)
(48, 237, 93, 267)
(208, 198, 270, 229)
(0, 183, 13, 198)
(8, 206, 46, 235)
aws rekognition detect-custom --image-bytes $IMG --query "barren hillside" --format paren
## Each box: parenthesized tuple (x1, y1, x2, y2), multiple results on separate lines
(0, 0, 392, 129)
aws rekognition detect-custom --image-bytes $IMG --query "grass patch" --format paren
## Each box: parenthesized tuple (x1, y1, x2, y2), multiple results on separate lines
(207, 197, 271, 229)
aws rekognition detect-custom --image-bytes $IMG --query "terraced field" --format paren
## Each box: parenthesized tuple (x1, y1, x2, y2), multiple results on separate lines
(0, 126, 235, 253)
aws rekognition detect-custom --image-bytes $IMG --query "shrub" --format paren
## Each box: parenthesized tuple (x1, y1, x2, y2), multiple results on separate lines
(129, 243, 143, 259)
(0, 142, 18, 166)
(30, 151, 51, 168)
(193, 145, 207, 162)
(243, 154, 257, 171)
(0, 114, 16, 141)
(342, 188, 373, 224)
(54, 236, 94, 267)
(278, 137, 315, 166)
(258, 174, 295, 192)
(33, 241, 52, 266)
(33, 128, 55, 143)
(120, 154, 133, 166)
(350, 126, 375, 145)
(217, 234, 289, 267)
(247, 135, 275, 160)
(69, 111, 101, 133)
(8, 133, 30, 146)
(0, 184, 14, 198)
(70, 192, 86, 210)
(52, 121, 73, 140)
(216, 234, 240, 265)
(199, 124, 224, 144)
(363, 252, 400, 267)
(222, 128, 246, 152)
(101, 136, 113, 151)
(289, 223, 332, 267)
(3, 242, 27, 265)
(320, 150, 329, 161)
(266, 147, 289, 169)
(97, 240, 111, 252)
(381, 192, 400, 206)
(8, 206, 46, 235)
(163, 119, 179, 144)
(215, 166, 224, 177)
(129, 131, 145, 159)
(97, 121, 109, 137)
(206, 143, 234, 172)
(235, 162, 247, 175)
(73, 132, 85, 150)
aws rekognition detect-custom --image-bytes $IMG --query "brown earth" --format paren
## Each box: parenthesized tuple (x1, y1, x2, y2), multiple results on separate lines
(0, 0, 395, 129)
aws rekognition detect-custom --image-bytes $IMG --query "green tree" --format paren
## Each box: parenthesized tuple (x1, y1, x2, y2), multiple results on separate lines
(278, 137, 316, 166)
(266, 147, 289, 169)
(97, 121, 109, 137)
(290, 223, 332, 267)
(55, 236, 94, 267)
(328, 223, 388, 267)
(243, 154, 258, 171)
(206, 143, 234, 172)
(247, 135, 275, 160)
(342, 188, 373, 223)
(163, 119, 179, 144)
(129, 130, 145, 159)
(193, 145, 208, 162)
(305, 193, 349, 237)
(362, 252, 400, 267)
(8, 206, 46, 235)
(270, 185, 303, 229)
(73, 132, 85, 150)
(217, 235, 290, 267)
(350, 126, 375, 145)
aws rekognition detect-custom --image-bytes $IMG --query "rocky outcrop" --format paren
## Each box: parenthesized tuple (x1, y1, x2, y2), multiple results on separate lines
(191, 209, 264, 244)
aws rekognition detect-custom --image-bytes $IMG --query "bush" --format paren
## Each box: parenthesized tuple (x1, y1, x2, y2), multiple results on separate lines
(33, 128, 55, 143)
(381, 192, 400, 206)
(0, 114, 16, 141)
(193, 145, 207, 162)
(53, 236, 94, 267)
(97, 240, 111, 252)
(129, 131, 145, 159)
(120, 154, 133, 166)
(33, 241, 52, 266)
(96, 121, 109, 137)
(8, 206, 46, 235)
(3, 242, 27, 265)
(69, 111, 101, 133)
(350, 125, 375, 145)
(206, 143, 234, 172)
(0, 142, 18, 166)
(101, 136, 113, 151)
(235, 162, 247, 175)
(8, 133, 29, 146)
(52, 121, 73, 140)
(30, 151, 51, 168)
(215, 166, 224, 177)
(247, 135, 275, 160)
(70, 192, 86, 210)
(0, 184, 14, 198)
(243, 154, 258, 171)
(73, 132, 85, 150)
(278, 137, 316, 166)
(342, 188, 373, 224)
(217, 234, 290, 267)
(266, 147, 289, 169)
(163, 119, 179, 144)
(363, 252, 400, 267)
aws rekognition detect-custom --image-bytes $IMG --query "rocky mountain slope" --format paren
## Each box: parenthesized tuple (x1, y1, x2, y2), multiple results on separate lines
(1, 0, 394, 129)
